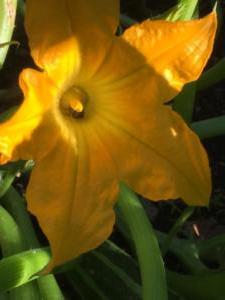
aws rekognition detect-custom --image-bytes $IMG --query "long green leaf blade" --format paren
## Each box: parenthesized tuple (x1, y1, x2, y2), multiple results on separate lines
(0, 248, 50, 293)
(116, 183, 167, 300)
(0, 0, 17, 68)
(156, 0, 198, 21)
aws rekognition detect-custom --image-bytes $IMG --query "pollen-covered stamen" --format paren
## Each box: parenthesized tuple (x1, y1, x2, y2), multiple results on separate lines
(60, 86, 88, 118)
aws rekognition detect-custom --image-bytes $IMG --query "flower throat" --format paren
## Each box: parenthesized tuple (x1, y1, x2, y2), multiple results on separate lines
(60, 86, 88, 119)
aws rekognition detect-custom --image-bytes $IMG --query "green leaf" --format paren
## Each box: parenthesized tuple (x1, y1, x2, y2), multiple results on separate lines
(161, 206, 195, 256)
(67, 241, 142, 300)
(0, 205, 24, 256)
(1, 187, 64, 299)
(64, 237, 225, 300)
(173, 82, 196, 123)
(156, 231, 207, 274)
(116, 183, 168, 300)
(0, 0, 17, 68)
(67, 264, 110, 300)
(191, 115, 225, 139)
(0, 161, 25, 199)
(197, 57, 225, 91)
(116, 210, 207, 274)
(0, 186, 40, 299)
(65, 240, 190, 300)
(156, 0, 198, 21)
(60, 228, 225, 299)
(1, 187, 40, 249)
(0, 248, 50, 293)
(167, 269, 225, 300)
(197, 234, 225, 263)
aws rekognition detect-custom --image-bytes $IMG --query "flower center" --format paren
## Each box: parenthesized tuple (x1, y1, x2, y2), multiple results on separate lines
(60, 86, 88, 119)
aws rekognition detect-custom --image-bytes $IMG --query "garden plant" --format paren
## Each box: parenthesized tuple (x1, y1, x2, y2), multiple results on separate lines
(0, 0, 225, 299)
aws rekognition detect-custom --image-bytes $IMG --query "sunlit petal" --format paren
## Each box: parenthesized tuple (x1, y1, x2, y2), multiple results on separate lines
(94, 74, 211, 205)
(0, 69, 58, 163)
(27, 131, 118, 269)
(25, 0, 119, 85)
(122, 13, 217, 102)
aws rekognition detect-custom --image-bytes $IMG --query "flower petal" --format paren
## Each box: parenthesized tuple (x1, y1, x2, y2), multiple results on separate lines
(25, 0, 119, 85)
(0, 69, 58, 163)
(26, 130, 118, 270)
(94, 71, 211, 206)
(122, 12, 217, 102)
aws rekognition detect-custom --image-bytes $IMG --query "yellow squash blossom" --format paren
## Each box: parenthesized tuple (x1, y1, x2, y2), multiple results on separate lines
(0, 0, 217, 270)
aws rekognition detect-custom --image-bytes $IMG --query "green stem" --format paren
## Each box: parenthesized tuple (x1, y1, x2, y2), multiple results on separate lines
(1, 187, 64, 299)
(191, 115, 225, 139)
(157, 230, 207, 274)
(37, 276, 64, 300)
(117, 213, 206, 275)
(116, 183, 168, 300)
(0, 161, 25, 199)
(161, 206, 195, 257)
(197, 57, 225, 91)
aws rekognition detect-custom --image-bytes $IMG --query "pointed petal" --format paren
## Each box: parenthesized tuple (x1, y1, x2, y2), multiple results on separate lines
(25, 0, 119, 84)
(82, 24, 212, 205)
(27, 131, 118, 270)
(93, 71, 211, 206)
(0, 69, 58, 163)
(122, 13, 217, 102)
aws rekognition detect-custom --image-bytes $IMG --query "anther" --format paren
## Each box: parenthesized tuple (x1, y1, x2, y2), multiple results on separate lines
(60, 86, 88, 119)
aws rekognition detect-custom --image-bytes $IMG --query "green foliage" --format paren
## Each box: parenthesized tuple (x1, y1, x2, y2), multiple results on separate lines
(191, 115, 225, 139)
(197, 58, 225, 91)
(173, 83, 197, 124)
(0, 0, 17, 68)
(0, 1, 225, 299)
(0, 187, 64, 299)
(67, 241, 142, 300)
(117, 183, 168, 300)
(155, 0, 198, 21)
(0, 248, 50, 293)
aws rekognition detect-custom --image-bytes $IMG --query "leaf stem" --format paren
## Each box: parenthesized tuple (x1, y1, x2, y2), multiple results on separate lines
(197, 57, 225, 91)
(116, 183, 168, 300)
(161, 206, 195, 257)
(191, 115, 225, 139)
(1, 187, 64, 299)
(0, 161, 25, 199)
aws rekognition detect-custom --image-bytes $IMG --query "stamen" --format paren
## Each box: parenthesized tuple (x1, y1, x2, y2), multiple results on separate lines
(60, 86, 88, 118)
